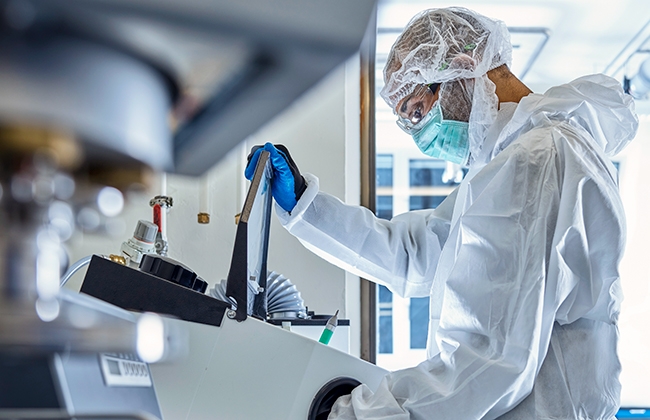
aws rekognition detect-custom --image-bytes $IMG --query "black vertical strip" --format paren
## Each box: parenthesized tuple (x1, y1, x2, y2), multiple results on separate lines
(225, 151, 270, 322)
(226, 222, 249, 322)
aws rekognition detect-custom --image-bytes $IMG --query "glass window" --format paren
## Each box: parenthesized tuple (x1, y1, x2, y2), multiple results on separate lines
(410, 159, 467, 187)
(376, 155, 394, 220)
(378, 285, 393, 354)
(410, 159, 446, 187)
(377, 154, 394, 187)
(409, 297, 429, 349)
(410, 196, 446, 211)
(377, 196, 393, 219)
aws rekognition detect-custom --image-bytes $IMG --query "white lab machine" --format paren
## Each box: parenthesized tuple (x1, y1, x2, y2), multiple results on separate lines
(82, 152, 387, 419)
(151, 310, 386, 420)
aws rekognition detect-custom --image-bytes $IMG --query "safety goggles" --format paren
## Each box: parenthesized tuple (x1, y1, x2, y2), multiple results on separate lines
(394, 83, 441, 133)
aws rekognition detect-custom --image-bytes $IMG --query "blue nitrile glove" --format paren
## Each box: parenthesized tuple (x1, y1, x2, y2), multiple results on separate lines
(245, 143, 307, 213)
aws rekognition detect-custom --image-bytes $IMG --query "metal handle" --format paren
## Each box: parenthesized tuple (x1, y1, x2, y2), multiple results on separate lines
(225, 150, 271, 322)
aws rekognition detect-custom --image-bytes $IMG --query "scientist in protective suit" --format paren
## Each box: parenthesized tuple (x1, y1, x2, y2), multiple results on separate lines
(246, 7, 639, 419)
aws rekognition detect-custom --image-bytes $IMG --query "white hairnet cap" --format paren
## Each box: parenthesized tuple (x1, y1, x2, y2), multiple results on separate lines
(381, 7, 513, 163)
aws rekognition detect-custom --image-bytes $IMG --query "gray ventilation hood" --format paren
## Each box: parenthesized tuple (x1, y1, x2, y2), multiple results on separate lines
(1, 0, 377, 175)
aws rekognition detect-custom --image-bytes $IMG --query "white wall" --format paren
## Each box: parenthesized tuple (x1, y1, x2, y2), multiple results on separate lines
(64, 58, 362, 356)
(240, 62, 351, 320)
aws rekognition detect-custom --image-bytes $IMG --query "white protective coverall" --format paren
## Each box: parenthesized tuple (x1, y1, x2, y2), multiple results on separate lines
(276, 74, 638, 419)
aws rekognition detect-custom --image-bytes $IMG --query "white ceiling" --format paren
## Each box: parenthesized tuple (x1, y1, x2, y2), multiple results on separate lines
(376, 0, 650, 94)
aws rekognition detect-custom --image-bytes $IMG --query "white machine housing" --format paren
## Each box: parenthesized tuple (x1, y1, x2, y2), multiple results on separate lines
(150, 314, 387, 420)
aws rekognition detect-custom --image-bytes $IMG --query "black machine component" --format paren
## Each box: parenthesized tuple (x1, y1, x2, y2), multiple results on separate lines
(82, 150, 271, 325)
(193, 277, 208, 294)
(0, 351, 161, 419)
(0, 354, 60, 410)
(267, 318, 350, 327)
(224, 221, 249, 322)
(81, 256, 228, 327)
(309, 377, 362, 420)
(141, 254, 194, 289)
(138, 254, 208, 293)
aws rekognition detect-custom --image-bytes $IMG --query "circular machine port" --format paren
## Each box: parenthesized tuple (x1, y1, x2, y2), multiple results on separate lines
(309, 377, 361, 420)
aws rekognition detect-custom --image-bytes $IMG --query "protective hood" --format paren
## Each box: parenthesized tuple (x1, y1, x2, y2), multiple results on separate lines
(491, 74, 638, 161)
(381, 7, 513, 167)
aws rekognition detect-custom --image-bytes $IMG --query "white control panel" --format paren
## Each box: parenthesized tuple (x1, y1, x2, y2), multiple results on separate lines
(99, 353, 153, 387)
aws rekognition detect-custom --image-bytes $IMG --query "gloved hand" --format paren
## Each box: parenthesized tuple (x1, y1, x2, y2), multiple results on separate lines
(245, 142, 307, 213)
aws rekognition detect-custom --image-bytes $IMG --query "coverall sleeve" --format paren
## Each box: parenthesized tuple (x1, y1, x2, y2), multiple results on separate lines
(276, 174, 457, 298)
(328, 128, 582, 420)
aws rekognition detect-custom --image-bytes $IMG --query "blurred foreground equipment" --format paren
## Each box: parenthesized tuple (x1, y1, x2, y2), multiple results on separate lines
(0, 0, 376, 417)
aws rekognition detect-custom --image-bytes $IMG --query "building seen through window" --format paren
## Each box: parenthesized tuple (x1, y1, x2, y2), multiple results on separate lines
(373, 150, 464, 369)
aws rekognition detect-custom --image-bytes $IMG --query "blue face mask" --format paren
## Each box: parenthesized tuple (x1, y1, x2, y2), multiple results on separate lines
(411, 104, 470, 165)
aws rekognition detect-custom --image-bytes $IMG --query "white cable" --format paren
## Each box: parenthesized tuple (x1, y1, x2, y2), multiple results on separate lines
(60, 255, 93, 287)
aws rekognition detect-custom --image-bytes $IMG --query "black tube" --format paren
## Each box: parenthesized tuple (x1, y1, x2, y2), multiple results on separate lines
(308, 377, 361, 420)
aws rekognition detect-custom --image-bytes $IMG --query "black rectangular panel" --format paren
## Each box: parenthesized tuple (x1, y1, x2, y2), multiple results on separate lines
(0, 353, 61, 409)
(81, 256, 228, 327)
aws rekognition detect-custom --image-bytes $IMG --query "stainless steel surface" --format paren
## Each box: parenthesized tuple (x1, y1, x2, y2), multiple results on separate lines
(0, 340, 162, 418)
(0, 411, 158, 419)
(12, 0, 378, 175)
(0, 290, 137, 352)
(0, 35, 173, 172)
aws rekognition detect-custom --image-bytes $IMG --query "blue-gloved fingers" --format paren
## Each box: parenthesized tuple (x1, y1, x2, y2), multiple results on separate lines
(246, 143, 305, 213)
(263, 143, 298, 212)
(265, 143, 294, 184)
(274, 144, 307, 203)
(245, 145, 264, 180)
